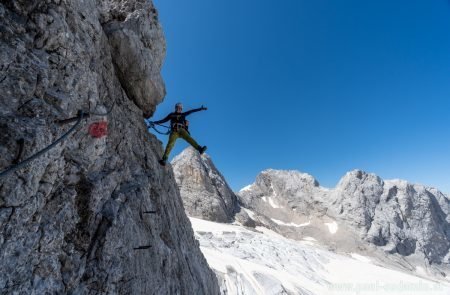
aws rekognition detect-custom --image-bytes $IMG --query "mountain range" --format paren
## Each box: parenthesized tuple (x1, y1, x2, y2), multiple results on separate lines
(172, 147, 450, 294)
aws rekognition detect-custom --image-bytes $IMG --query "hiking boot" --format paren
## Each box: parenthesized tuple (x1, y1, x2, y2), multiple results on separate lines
(198, 146, 207, 155)
(158, 159, 167, 166)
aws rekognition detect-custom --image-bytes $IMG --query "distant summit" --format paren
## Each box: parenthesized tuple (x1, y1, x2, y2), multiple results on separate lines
(238, 169, 450, 277)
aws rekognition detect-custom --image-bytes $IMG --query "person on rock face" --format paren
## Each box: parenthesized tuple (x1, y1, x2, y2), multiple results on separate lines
(151, 102, 207, 166)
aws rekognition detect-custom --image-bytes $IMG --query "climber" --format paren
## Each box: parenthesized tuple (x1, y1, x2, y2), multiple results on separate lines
(149, 103, 207, 166)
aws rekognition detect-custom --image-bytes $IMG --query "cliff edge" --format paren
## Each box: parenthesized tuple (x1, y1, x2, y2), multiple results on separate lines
(0, 1, 219, 293)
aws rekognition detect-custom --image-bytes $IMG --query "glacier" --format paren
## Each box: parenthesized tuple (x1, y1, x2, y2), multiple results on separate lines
(191, 217, 450, 295)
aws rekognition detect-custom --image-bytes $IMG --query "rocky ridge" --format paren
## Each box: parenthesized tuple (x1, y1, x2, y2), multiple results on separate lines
(171, 147, 241, 223)
(171, 147, 450, 279)
(170, 147, 450, 293)
(238, 169, 450, 278)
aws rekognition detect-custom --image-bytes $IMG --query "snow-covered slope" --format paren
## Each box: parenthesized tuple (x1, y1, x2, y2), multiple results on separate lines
(191, 217, 450, 295)
(171, 148, 450, 291)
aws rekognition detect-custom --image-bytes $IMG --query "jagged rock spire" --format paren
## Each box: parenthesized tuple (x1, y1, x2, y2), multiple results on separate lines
(171, 147, 239, 223)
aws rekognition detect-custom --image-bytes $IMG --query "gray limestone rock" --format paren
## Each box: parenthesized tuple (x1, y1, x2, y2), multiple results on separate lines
(0, 1, 219, 294)
(171, 147, 239, 223)
(238, 169, 450, 277)
(100, 0, 166, 118)
(331, 171, 450, 265)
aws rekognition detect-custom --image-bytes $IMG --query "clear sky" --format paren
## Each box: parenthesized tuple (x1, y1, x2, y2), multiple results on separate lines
(151, 0, 450, 193)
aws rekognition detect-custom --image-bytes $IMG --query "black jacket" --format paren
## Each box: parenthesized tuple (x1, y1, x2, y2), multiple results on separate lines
(154, 107, 204, 130)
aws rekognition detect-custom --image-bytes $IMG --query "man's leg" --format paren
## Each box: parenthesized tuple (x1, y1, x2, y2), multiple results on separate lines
(162, 132, 179, 161)
(178, 129, 201, 150)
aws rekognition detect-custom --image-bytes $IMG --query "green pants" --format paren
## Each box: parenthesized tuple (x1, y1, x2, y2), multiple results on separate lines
(162, 128, 201, 160)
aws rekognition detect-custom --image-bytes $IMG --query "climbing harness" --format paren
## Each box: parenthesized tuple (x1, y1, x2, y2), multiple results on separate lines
(171, 123, 186, 132)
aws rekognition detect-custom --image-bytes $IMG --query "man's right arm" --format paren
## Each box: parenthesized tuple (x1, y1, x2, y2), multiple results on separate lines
(153, 113, 171, 124)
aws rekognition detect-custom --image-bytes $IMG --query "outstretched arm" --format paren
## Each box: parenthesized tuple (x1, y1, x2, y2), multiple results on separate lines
(153, 114, 171, 124)
(183, 105, 207, 116)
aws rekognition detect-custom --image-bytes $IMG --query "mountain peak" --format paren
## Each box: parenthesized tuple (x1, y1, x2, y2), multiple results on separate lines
(171, 147, 238, 223)
(238, 166, 450, 275)
(257, 169, 320, 189)
(172, 146, 205, 163)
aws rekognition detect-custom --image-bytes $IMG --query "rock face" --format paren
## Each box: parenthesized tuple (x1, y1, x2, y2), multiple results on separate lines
(238, 169, 450, 277)
(0, 1, 219, 294)
(333, 171, 450, 264)
(171, 147, 239, 223)
(239, 169, 328, 218)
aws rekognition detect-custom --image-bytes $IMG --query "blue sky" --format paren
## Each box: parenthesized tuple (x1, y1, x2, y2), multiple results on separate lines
(151, 0, 450, 193)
